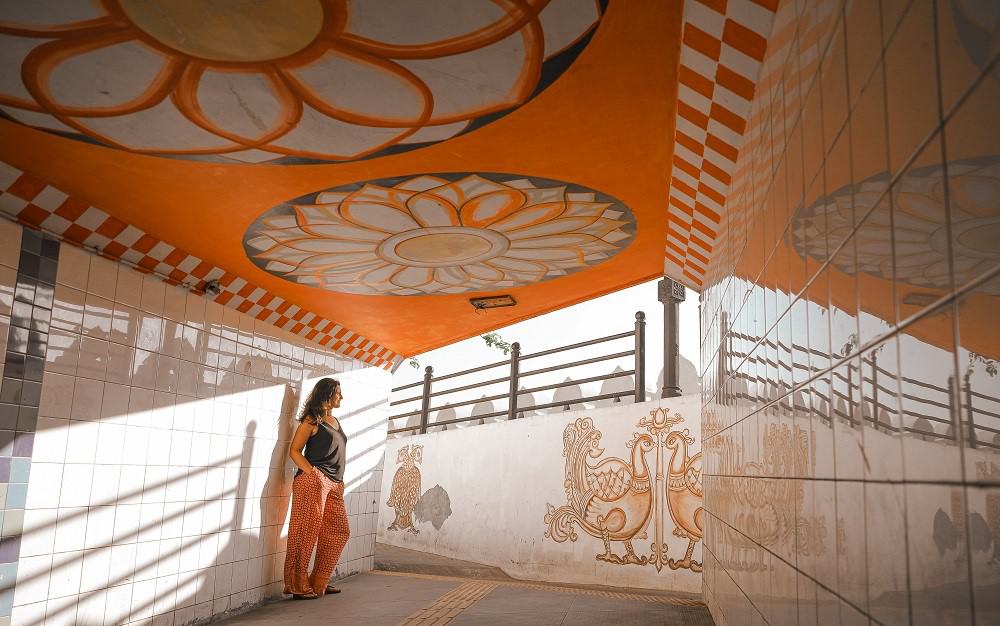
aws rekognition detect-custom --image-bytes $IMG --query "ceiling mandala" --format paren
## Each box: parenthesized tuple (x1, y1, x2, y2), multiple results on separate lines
(244, 173, 637, 295)
(0, 0, 603, 164)
(790, 156, 1000, 295)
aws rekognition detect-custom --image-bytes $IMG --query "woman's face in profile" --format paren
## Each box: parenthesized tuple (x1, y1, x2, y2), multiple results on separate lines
(326, 385, 342, 409)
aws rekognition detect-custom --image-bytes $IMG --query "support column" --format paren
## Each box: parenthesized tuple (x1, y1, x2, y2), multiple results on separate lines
(658, 277, 685, 398)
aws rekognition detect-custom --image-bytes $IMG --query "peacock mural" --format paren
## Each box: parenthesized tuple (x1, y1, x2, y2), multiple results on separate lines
(544, 407, 704, 572)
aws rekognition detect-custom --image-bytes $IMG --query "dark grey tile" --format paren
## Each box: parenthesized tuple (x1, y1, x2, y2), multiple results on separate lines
(16, 252, 38, 280)
(17, 380, 40, 407)
(40, 237, 59, 260)
(3, 353, 24, 380)
(9, 301, 30, 330)
(11, 432, 33, 457)
(22, 356, 43, 383)
(0, 537, 19, 564)
(6, 327, 27, 354)
(0, 406, 16, 431)
(33, 282, 53, 310)
(0, 380, 20, 405)
(37, 256, 57, 286)
(26, 331, 45, 358)
(0, 458, 9, 482)
(19, 229, 40, 255)
(15, 406, 36, 432)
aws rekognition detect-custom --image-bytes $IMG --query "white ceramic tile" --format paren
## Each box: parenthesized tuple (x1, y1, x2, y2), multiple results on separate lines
(86, 255, 117, 301)
(25, 462, 64, 509)
(132, 348, 158, 390)
(75, 586, 107, 624)
(50, 284, 85, 334)
(140, 274, 165, 315)
(55, 244, 89, 290)
(84, 505, 116, 549)
(163, 287, 187, 324)
(64, 419, 99, 464)
(153, 572, 179, 615)
(161, 501, 185, 539)
(185, 292, 206, 330)
(155, 354, 179, 393)
(136, 313, 163, 352)
(13, 553, 53, 606)
(81, 293, 113, 340)
(52, 506, 89, 554)
(107, 340, 134, 385)
(47, 549, 83, 597)
(128, 386, 154, 427)
(34, 416, 69, 463)
(59, 464, 94, 507)
(45, 330, 80, 376)
(101, 382, 131, 423)
(20, 508, 58, 557)
(115, 265, 143, 309)
(118, 466, 147, 506)
(129, 579, 156, 621)
(134, 539, 162, 581)
(80, 547, 113, 593)
(103, 582, 135, 625)
(122, 426, 151, 465)
(90, 465, 122, 505)
(111, 303, 140, 347)
(10, 600, 47, 626)
(152, 391, 176, 427)
(162, 320, 183, 359)
(70, 377, 104, 421)
(96, 422, 126, 465)
(77, 335, 108, 380)
(39, 372, 74, 419)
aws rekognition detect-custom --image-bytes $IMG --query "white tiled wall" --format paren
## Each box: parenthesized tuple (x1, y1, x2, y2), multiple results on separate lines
(11, 237, 390, 625)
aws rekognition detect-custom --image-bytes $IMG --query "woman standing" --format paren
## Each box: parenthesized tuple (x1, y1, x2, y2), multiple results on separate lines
(283, 378, 351, 599)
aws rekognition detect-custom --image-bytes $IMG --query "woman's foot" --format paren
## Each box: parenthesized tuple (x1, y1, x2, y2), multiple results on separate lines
(292, 592, 319, 600)
(325, 585, 341, 594)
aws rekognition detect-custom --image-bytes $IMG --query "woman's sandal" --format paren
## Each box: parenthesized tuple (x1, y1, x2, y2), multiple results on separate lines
(325, 585, 341, 594)
(292, 592, 319, 600)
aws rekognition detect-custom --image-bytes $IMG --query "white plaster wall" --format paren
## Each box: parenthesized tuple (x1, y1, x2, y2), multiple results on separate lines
(13, 241, 390, 626)
(377, 396, 704, 594)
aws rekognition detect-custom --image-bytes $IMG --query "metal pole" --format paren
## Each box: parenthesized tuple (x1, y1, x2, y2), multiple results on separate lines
(507, 342, 521, 420)
(658, 278, 685, 398)
(634, 312, 646, 403)
(419, 365, 433, 434)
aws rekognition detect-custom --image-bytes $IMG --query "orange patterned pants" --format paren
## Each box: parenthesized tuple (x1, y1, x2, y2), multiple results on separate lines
(283, 467, 351, 596)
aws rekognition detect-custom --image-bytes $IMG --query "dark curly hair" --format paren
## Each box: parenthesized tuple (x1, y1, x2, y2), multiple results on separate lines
(299, 378, 341, 425)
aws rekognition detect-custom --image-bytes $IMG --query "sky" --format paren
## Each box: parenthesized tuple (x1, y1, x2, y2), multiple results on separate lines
(389, 279, 701, 424)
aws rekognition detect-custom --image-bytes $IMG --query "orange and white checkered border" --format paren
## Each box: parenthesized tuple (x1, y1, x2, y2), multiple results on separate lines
(666, 0, 779, 288)
(0, 162, 402, 371)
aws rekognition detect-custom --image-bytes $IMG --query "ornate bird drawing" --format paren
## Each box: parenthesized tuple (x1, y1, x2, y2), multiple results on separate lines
(545, 418, 655, 565)
(664, 428, 704, 571)
(387, 444, 423, 533)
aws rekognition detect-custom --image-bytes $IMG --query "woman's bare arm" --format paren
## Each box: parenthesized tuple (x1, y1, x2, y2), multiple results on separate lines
(289, 420, 317, 473)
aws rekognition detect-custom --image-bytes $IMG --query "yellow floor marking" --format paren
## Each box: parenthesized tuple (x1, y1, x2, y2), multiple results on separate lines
(374, 569, 705, 608)
(396, 580, 498, 625)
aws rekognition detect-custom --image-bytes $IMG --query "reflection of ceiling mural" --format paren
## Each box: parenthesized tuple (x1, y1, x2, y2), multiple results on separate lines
(0, 0, 602, 164)
(790, 157, 1000, 295)
(245, 173, 636, 295)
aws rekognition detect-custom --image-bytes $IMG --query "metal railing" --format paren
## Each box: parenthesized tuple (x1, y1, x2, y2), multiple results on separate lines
(388, 311, 647, 435)
(718, 324, 1000, 450)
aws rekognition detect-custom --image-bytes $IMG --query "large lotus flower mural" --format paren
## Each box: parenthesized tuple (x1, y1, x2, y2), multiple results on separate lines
(0, 0, 602, 164)
(790, 157, 1000, 294)
(244, 173, 636, 295)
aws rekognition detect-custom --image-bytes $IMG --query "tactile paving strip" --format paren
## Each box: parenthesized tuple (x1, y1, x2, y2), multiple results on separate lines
(395, 580, 499, 625)
(373, 570, 706, 609)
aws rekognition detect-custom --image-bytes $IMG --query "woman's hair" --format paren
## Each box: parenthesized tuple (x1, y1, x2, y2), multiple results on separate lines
(299, 378, 340, 425)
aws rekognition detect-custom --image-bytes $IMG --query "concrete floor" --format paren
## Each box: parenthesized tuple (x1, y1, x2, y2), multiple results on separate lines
(217, 544, 714, 625)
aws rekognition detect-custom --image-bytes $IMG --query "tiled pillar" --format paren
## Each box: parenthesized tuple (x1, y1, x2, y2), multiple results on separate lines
(0, 224, 59, 623)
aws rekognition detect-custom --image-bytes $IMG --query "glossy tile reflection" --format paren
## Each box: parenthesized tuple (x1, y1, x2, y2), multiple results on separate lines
(701, 0, 1000, 625)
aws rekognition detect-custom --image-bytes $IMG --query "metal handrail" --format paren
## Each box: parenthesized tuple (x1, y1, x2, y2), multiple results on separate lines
(388, 311, 646, 434)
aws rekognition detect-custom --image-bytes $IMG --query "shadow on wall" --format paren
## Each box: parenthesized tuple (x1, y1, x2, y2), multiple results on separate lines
(8, 379, 391, 624)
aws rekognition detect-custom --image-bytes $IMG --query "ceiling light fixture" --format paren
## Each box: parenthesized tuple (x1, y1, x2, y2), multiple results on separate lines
(470, 295, 516, 310)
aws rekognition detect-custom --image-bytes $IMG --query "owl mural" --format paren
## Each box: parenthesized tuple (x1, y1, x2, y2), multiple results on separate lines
(387, 445, 423, 534)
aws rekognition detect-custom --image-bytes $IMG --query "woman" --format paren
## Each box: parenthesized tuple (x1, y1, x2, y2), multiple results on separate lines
(283, 378, 351, 599)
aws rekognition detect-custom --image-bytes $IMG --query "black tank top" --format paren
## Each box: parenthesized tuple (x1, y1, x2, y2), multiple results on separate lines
(300, 420, 347, 482)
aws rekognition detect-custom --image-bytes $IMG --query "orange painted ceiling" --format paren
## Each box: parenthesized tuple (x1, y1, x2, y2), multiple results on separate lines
(0, 1, 684, 362)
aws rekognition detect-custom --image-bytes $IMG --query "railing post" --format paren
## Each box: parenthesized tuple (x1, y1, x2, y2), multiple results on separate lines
(419, 365, 433, 434)
(507, 342, 521, 420)
(965, 374, 977, 449)
(635, 311, 645, 403)
(658, 278, 685, 398)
